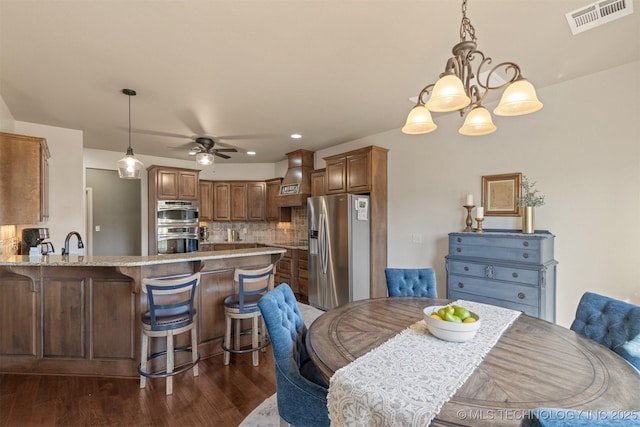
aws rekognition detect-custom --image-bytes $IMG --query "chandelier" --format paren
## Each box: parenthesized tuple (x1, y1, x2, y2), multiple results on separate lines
(402, 0, 543, 136)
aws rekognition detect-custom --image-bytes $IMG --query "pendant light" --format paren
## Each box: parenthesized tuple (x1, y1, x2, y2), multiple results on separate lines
(117, 89, 144, 179)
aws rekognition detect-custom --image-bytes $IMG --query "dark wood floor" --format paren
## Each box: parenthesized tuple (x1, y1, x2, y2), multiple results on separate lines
(0, 351, 276, 427)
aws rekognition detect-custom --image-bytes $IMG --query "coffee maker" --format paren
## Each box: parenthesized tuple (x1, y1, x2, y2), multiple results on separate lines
(20, 228, 55, 255)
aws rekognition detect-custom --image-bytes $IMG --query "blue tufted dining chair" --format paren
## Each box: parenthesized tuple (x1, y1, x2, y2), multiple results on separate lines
(570, 292, 640, 371)
(258, 284, 330, 427)
(385, 268, 437, 298)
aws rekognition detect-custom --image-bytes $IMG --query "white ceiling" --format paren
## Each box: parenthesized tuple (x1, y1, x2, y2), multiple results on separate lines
(1, 0, 638, 164)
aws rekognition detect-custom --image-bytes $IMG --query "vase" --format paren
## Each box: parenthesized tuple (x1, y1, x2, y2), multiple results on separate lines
(522, 206, 534, 234)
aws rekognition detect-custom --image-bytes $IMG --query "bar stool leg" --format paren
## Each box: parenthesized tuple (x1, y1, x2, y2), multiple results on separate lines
(224, 315, 232, 365)
(140, 333, 149, 388)
(234, 318, 241, 351)
(166, 331, 174, 395)
(252, 313, 259, 366)
(191, 326, 199, 377)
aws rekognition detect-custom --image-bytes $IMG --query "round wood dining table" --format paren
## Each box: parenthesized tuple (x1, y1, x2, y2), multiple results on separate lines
(306, 297, 640, 426)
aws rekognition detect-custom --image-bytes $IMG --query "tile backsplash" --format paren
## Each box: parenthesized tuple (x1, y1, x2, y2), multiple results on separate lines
(201, 205, 308, 243)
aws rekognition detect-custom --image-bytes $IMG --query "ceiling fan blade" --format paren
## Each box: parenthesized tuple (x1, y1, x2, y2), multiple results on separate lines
(214, 152, 231, 160)
(213, 148, 238, 153)
(132, 128, 192, 139)
(177, 110, 206, 136)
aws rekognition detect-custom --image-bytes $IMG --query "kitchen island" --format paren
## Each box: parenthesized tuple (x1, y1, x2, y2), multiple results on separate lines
(0, 247, 285, 378)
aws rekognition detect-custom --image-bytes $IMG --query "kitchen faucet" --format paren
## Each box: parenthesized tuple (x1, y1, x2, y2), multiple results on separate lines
(61, 232, 84, 256)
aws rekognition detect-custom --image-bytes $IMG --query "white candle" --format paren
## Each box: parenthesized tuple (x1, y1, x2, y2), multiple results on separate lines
(476, 207, 484, 219)
(465, 194, 474, 206)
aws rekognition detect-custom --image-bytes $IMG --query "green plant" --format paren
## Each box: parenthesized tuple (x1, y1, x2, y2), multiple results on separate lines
(517, 175, 545, 207)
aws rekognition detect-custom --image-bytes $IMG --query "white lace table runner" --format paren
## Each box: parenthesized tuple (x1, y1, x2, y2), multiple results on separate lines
(327, 300, 521, 427)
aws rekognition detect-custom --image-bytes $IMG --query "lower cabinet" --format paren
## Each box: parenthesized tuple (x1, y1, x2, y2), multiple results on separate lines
(446, 230, 557, 322)
(298, 250, 309, 304)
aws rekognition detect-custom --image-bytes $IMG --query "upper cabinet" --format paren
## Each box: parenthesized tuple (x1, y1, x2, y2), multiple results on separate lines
(199, 180, 214, 221)
(311, 168, 327, 197)
(213, 181, 266, 222)
(266, 178, 292, 222)
(325, 147, 381, 195)
(0, 132, 50, 225)
(148, 166, 199, 201)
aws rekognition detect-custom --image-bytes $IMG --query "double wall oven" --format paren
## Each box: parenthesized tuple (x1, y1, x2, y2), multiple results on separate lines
(157, 200, 199, 254)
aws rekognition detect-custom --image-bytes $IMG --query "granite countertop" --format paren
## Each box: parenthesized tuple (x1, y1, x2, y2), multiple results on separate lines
(0, 246, 286, 267)
(199, 240, 309, 250)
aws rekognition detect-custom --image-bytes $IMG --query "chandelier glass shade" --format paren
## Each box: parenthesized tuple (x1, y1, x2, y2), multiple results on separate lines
(196, 152, 215, 166)
(117, 89, 144, 179)
(403, 0, 542, 136)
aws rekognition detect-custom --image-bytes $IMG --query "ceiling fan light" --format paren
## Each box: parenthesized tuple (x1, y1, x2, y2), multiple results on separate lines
(459, 106, 497, 136)
(494, 78, 543, 116)
(117, 148, 144, 179)
(426, 75, 471, 112)
(402, 104, 437, 134)
(196, 152, 215, 165)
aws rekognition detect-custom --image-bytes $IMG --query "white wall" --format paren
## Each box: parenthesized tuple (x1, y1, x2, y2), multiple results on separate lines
(0, 95, 15, 132)
(315, 60, 640, 327)
(14, 121, 84, 253)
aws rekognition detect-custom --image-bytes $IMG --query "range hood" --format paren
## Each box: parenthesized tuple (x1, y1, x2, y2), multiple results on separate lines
(277, 149, 314, 207)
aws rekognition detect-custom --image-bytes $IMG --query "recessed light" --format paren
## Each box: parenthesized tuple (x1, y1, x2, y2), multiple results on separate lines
(247, 151, 256, 155)
(290, 133, 302, 139)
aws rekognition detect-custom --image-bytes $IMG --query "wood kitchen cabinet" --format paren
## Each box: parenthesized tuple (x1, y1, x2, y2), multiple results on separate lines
(325, 146, 382, 195)
(148, 166, 199, 201)
(0, 132, 50, 224)
(311, 169, 327, 197)
(266, 178, 292, 222)
(214, 181, 266, 222)
(199, 180, 214, 221)
(297, 249, 309, 304)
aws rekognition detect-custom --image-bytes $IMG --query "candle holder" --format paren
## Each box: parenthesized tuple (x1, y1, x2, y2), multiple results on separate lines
(475, 218, 484, 233)
(463, 205, 475, 232)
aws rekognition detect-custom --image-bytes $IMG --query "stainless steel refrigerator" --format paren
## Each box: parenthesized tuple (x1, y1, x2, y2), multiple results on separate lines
(308, 194, 370, 311)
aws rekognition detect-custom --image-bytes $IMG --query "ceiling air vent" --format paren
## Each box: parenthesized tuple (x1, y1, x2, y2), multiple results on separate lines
(566, 0, 634, 35)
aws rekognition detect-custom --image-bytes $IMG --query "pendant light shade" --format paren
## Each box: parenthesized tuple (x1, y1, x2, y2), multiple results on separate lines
(426, 75, 471, 112)
(118, 89, 144, 179)
(458, 106, 496, 136)
(402, 104, 437, 134)
(494, 78, 543, 116)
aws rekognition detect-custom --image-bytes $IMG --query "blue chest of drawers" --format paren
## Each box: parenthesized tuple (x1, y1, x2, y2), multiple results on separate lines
(446, 230, 557, 322)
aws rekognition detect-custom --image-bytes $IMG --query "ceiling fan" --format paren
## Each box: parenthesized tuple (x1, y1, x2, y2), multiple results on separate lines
(188, 137, 238, 164)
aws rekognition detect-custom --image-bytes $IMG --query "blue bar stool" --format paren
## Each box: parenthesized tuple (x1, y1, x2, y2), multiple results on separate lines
(222, 264, 274, 366)
(138, 272, 201, 395)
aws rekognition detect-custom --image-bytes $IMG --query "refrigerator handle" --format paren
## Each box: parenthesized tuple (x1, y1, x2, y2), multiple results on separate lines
(319, 213, 328, 275)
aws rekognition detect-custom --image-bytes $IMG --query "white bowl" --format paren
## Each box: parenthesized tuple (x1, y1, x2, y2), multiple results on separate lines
(423, 305, 481, 342)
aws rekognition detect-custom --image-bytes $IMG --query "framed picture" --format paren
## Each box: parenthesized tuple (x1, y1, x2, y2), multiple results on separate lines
(481, 173, 522, 216)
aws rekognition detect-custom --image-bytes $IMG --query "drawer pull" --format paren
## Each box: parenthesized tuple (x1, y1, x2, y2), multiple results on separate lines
(485, 265, 494, 279)
(457, 237, 462, 243)
(523, 241, 529, 247)
(464, 266, 469, 271)
(458, 282, 464, 289)
(512, 272, 519, 278)
(523, 253, 529, 259)
(518, 292, 525, 299)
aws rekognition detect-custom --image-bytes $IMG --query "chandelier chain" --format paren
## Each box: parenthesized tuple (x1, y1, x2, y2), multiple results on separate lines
(459, 0, 476, 43)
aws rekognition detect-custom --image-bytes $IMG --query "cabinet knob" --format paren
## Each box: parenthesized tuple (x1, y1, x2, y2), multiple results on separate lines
(523, 241, 529, 247)
(518, 292, 526, 299)
(523, 253, 529, 259)
(457, 237, 462, 243)
(464, 266, 469, 271)
(512, 272, 519, 278)
(456, 248, 461, 253)
(458, 282, 464, 289)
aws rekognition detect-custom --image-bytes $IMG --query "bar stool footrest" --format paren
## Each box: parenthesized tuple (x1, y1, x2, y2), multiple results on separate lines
(138, 347, 200, 379)
(221, 330, 270, 354)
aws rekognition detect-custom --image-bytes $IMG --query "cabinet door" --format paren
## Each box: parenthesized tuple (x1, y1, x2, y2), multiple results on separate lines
(178, 171, 199, 200)
(247, 182, 266, 221)
(40, 145, 50, 221)
(230, 183, 248, 221)
(198, 269, 234, 345)
(213, 182, 231, 221)
(0, 275, 37, 356)
(311, 169, 327, 197)
(326, 158, 347, 194)
(346, 152, 371, 193)
(266, 178, 292, 222)
(199, 181, 214, 221)
(157, 170, 179, 199)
